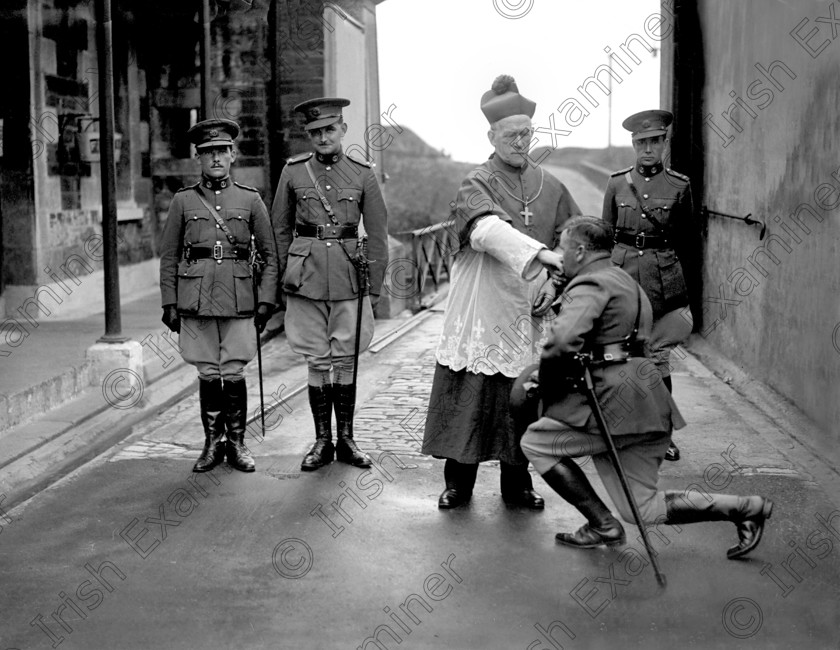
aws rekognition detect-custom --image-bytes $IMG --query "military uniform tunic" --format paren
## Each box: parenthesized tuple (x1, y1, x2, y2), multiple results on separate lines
(159, 177, 279, 380)
(521, 255, 686, 523)
(271, 150, 388, 359)
(160, 178, 279, 317)
(601, 163, 693, 320)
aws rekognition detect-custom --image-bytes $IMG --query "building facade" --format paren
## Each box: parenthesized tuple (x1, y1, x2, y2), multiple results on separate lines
(0, 0, 385, 328)
(661, 0, 840, 439)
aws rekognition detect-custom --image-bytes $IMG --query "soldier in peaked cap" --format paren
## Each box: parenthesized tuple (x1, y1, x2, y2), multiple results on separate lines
(420, 75, 581, 510)
(270, 97, 388, 472)
(159, 118, 279, 474)
(601, 109, 696, 462)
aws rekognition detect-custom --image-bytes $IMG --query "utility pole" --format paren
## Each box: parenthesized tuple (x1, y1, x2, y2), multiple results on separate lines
(94, 0, 124, 342)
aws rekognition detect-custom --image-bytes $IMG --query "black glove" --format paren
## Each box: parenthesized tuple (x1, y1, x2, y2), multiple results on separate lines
(162, 305, 180, 333)
(254, 303, 272, 333)
(531, 278, 557, 317)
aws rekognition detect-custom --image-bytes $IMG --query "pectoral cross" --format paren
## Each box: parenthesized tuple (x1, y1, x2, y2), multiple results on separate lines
(520, 205, 533, 226)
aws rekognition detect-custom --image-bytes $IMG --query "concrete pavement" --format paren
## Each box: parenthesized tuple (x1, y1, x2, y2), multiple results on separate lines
(1, 307, 838, 650)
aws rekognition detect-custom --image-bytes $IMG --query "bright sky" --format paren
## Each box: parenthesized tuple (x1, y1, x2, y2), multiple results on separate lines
(376, 0, 662, 163)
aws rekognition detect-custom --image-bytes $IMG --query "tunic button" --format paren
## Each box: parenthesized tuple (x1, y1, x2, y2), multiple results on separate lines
(215, 190, 220, 195)
(644, 178, 650, 182)
(326, 242, 332, 247)
(326, 185, 331, 190)
(325, 166, 331, 171)
(217, 259, 222, 265)
(641, 214, 647, 219)
(643, 194, 649, 199)
(639, 251, 644, 256)
(216, 223, 220, 228)
(215, 206, 221, 210)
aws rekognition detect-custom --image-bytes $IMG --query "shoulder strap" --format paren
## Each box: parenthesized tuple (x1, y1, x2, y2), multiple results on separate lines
(194, 188, 237, 245)
(304, 160, 339, 226)
(623, 171, 667, 235)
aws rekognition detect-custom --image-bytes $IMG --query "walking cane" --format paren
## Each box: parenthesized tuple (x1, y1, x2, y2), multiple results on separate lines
(251, 236, 266, 439)
(577, 354, 667, 588)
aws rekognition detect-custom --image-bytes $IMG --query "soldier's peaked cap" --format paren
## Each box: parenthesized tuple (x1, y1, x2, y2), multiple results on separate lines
(480, 75, 536, 124)
(187, 118, 240, 150)
(622, 109, 673, 138)
(294, 97, 351, 131)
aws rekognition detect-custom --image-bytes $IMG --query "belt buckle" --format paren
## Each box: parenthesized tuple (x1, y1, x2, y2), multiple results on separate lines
(316, 224, 326, 239)
(635, 232, 646, 249)
(602, 353, 615, 361)
(213, 243, 223, 260)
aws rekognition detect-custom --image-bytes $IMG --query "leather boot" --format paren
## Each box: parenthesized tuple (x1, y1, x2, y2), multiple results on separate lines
(193, 378, 227, 473)
(500, 462, 544, 509)
(438, 459, 478, 509)
(301, 385, 335, 471)
(664, 491, 773, 559)
(333, 384, 371, 468)
(540, 459, 625, 548)
(224, 378, 255, 472)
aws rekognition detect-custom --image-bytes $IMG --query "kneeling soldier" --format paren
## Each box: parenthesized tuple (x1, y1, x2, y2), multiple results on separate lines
(159, 118, 279, 473)
(517, 216, 772, 559)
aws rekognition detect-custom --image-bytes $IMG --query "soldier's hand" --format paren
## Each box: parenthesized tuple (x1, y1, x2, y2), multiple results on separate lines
(162, 305, 180, 333)
(254, 303, 272, 334)
(531, 278, 557, 317)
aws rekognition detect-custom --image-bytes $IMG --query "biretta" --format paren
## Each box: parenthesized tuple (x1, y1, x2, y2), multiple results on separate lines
(480, 75, 536, 124)
(294, 97, 351, 131)
(622, 109, 673, 139)
(187, 118, 240, 150)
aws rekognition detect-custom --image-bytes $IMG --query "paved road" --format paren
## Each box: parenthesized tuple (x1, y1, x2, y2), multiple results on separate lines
(2, 309, 839, 649)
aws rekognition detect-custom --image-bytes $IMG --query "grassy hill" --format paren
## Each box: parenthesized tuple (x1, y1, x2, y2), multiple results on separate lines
(380, 127, 478, 233)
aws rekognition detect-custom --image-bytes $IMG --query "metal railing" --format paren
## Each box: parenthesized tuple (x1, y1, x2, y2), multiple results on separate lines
(393, 219, 459, 310)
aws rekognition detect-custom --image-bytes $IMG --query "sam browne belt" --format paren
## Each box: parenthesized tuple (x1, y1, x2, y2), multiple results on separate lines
(615, 231, 670, 249)
(295, 223, 358, 240)
(185, 245, 250, 261)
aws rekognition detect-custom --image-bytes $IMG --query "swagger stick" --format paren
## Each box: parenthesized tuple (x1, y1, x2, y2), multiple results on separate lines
(578, 356, 667, 588)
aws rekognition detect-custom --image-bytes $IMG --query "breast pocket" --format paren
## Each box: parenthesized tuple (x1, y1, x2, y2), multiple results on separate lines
(337, 189, 362, 223)
(295, 187, 323, 223)
(224, 209, 251, 242)
(616, 198, 638, 230)
(649, 199, 674, 227)
(183, 210, 211, 244)
(283, 238, 313, 291)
